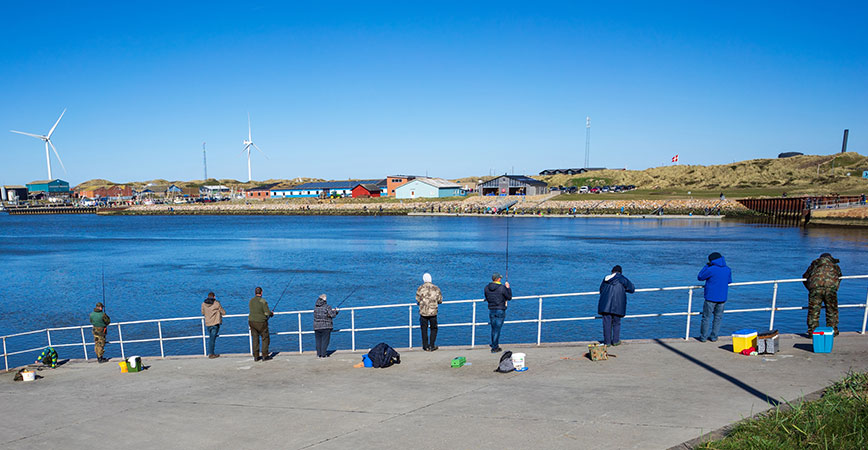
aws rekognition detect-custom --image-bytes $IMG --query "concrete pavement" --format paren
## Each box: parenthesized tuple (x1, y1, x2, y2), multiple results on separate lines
(2, 334, 866, 449)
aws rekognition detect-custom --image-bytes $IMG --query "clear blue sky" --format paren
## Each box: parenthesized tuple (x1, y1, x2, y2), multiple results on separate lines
(1, 1, 865, 185)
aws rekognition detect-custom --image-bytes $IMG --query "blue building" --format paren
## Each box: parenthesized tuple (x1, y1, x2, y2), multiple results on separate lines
(26, 179, 70, 195)
(271, 179, 386, 198)
(394, 178, 464, 199)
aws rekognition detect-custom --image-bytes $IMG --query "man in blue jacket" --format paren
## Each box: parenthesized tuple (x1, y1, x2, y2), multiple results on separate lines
(697, 252, 733, 342)
(598, 265, 635, 346)
(484, 272, 512, 353)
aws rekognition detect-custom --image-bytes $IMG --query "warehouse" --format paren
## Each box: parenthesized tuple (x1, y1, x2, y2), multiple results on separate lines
(394, 178, 463, 199)
(479, 175, 548, 196)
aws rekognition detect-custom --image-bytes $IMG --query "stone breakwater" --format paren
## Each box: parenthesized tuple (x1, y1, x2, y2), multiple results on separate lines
(107, 197, 753, 217)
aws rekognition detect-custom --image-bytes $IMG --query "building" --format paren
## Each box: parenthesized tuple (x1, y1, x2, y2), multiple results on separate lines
(2, 185, 28, 202)
(351, 184, 382, 198)
(200, 185, 230, 198)
(394, 177, 463, 199)
(479, 175, 548, 196)
(245, 183, 280, 200)
(538, 168, 606, 175)
(26, 179, 70, 194)
(271, 179, 386, 198)
(75, 185, 133, 199)
(385, 175, 416, 197)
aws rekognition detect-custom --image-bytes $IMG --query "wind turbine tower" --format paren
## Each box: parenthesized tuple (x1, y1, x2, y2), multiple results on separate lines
(202, 141, 208, 180)
(9, 109, 68, 180)
(241, 113, 266, 182)
(584, 116, 591, 169)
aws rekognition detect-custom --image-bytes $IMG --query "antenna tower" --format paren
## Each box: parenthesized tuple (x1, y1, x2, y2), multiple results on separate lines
(203, 142, 208, 180)
(584, 116, 591, 168)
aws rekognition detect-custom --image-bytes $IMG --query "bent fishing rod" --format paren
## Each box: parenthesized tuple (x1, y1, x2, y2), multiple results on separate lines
(335, 284, 363, 309)
(505, 212, 510, 281)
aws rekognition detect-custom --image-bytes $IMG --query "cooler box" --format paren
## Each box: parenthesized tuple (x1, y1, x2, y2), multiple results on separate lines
(118, 361, 129, 373)
(732, 329, 757, 353)
(451, 356, 466, 368)
(127, 356, 142, 373)
(812, 327, 834, 353)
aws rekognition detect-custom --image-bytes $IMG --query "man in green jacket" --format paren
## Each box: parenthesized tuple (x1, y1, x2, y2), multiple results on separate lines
(248, 287, 273, 361)
(89, 302, 111, 363)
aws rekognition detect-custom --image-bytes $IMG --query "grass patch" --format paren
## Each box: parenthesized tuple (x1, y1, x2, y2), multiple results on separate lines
(696, 371, 868, 450)
(567, 176, 615, 187)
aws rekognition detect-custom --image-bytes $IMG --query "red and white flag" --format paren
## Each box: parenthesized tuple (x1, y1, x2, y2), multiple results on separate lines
(671, 154, 679, 163)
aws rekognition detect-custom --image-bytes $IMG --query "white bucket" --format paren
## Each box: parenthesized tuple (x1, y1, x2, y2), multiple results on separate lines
(511, 352, 526, 370)
(21, 370, 35, 382)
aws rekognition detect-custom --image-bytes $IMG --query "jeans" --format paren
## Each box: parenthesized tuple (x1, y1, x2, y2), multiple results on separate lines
(315, 329, 332, 357)
(419, 315, 438, 349)
(206, 324, 220, 355)
(489, 310, 506, 349)
(700, 301, 726, 340)
(601, 313, 622, 346)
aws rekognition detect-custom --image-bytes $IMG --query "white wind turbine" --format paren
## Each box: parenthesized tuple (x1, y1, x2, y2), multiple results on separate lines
(10, 109, 68, 180)
(241, 113, 267, 182)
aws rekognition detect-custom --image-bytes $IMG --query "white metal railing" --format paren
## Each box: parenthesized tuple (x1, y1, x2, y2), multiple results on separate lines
(3, 275, 867, 372)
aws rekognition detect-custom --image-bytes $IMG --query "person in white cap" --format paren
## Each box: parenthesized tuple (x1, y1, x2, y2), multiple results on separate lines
(416, 273, 443, 351)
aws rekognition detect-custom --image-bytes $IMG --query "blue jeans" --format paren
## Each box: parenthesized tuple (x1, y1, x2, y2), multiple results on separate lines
(489, 310, 506, 349)
(207, 324, 220, 355)
(601, 313, 622, 346)
(700, 301, 725, 340)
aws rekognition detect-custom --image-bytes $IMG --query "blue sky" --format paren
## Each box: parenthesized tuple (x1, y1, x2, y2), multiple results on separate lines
(1, 1, 865, 185)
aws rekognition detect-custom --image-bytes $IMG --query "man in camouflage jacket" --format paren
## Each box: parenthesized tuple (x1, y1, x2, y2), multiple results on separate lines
(803, 253, 842, 335)
(416, 273, 443, 351)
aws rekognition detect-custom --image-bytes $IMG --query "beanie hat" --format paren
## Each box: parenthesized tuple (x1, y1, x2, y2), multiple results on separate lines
(612, 265, 622, 273)
(708, 252, 722, 262)
(423, 273, 432, 283)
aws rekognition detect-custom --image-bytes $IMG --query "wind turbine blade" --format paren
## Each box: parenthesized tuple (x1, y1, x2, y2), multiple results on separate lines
(247, 112, 252, 141)
(252, 142, 269, 160)
(48, 140, 67, 174)
(10, 130, 45, 139)
(241, 144, 251, 155)
(47, 108, 67, 138)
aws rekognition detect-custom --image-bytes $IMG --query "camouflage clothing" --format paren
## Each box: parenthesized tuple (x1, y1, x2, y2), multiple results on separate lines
(803, 254, 842, 334)
(416, 282, 443, 317)
(93, 327, 107, 358)
(807, 288, 838, 333)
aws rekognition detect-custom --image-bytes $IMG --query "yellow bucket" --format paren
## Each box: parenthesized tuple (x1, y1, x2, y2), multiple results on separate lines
(118, 361, 129, 373)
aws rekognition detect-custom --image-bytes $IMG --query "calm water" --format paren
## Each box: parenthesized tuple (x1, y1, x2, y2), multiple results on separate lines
(1, 214, 866, 365)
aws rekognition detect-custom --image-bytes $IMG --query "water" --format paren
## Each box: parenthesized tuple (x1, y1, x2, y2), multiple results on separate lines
(1, 214, 866, 366)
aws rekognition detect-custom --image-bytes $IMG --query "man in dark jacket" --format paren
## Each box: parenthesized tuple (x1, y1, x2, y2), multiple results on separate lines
(89, 302, 111, 363)
(803, 253, 842, 336)
(484, 272, 512, 353)
(248, 287, 274, 361)
(697, 252, 733, 342)
(313, 294, 339, 358)
(598, 265, 635, 346)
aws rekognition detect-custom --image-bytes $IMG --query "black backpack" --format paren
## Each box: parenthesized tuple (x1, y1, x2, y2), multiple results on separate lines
(494, 350, 515, 373)
(367, 342, 401, 368)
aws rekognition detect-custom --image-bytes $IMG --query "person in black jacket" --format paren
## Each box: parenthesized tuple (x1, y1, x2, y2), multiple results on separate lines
(484, 272, 512, 353)
(598, 265, 635, 346)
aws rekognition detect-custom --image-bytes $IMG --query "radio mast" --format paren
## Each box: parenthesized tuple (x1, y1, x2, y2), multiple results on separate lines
(584, 116, 591, 168)
(203, 141, 208, 180)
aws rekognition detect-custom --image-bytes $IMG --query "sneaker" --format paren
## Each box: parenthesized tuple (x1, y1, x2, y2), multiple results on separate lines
(97, 357, 106, 363)
(254, 357, 262, 362)
(709, 337, 718, 342)
(697, 337, 707, 342)
(491, 347, 502, 353)
(429, 346, 439, 351)
(611, 341, 621, 347)
(263, 356, 273, 361)
(422, 347, 430, 352)
(208, 354, 219, 359)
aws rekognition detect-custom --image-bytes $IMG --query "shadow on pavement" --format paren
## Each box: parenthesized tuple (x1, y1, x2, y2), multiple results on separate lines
(654, 339, 781, 407)
(792, 343, 814, 353)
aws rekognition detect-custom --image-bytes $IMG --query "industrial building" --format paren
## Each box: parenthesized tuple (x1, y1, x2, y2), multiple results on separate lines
(479, 175, 548, 196)
(26, 179, 70, 194)
(1, 185, 28, 202)
(394, 178, 463, 199)
(245, 183, 280, 200)
(385, 175, 416, 197)
(351, 184, 382, 198)
(271, 180, 386, 198)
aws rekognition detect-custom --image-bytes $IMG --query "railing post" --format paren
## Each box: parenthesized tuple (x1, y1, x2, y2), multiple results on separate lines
(471, 302, 477, 348)
(862, 287, 868, 335)
(685, 289, 694, 340)
(537, 297, 543, 345)
(158, 321, 165, 358)
(351, 309, 356, 352)
(298, 313, 303, 353)
(46, 329, 52, 347)
(201, 318, 208, 356)
(248, 323, 253, 356)
(769, 283, 779, 330)
(117, 323, 125, 360)
(408, 306, 413, 348)
(80, 327, 88, 361)
(3, 337, 7, 372)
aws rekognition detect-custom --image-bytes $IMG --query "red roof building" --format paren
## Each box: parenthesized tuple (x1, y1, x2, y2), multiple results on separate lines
(351, 184, 381, 198)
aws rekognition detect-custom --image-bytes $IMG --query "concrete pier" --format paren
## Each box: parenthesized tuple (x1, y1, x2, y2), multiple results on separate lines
(2, 334, 866, 449)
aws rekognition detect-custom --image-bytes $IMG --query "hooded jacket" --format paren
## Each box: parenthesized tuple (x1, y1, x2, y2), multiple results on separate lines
(697, 256, 733, 302)
(313, 296, 338, 331)
(598, 272, 635, 316)
(202, 299, 227, 326)
(484, 282, 512, 310)
(803, 255, 842, 290)
(416, 282, 443, 316)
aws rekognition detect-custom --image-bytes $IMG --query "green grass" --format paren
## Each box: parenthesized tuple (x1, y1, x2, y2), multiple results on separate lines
(556, 186, 866, 201)
(566, 176, 615, 187)
(696, 371, 868, 450)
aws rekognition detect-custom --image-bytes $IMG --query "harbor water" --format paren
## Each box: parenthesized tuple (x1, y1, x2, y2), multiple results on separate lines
(1, 214, 866, 366)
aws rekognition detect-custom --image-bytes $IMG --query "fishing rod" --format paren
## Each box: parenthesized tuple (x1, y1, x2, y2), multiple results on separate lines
(505, 211, 510, 281)
(270, 273, 297, 312)
(335, 284, 362, 309)
(101, 267, 106, 309)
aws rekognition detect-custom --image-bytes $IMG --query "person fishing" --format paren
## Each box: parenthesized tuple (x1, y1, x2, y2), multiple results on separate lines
(313, 294, 339, 358)
(597, 265, 635, 346)
(803, 253, 842, 336)
(697, 252, 732, 343)
(89, 302, 111, 363)
(248, 287, 273, 362)
(416, 273, 442, 351)
(201, 292, 227, 359)
(484, 272, 511, 353)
